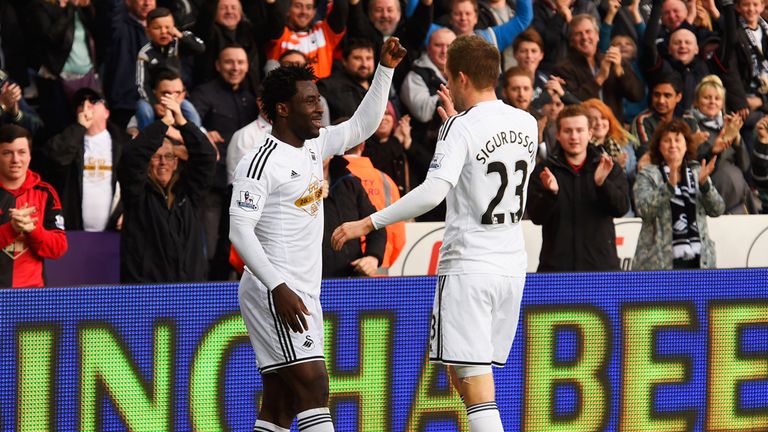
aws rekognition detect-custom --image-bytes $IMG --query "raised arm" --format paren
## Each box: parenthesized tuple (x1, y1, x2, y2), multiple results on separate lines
(178, 30, 206, 55)
(326, 0, 350, 34)
(641, 0, 664, 73)
(118, 120, 168, 202)
(405, 0, 434, 50)
(488, 0, 532, 51)
(177, 122, 217, 204)
(321, 38, 406, 157)
(253, 0, 286, 42)
(346, 0, 378, 42)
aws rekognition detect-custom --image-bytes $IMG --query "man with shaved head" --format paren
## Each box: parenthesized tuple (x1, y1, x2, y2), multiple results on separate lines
(642, 0, 748, 115)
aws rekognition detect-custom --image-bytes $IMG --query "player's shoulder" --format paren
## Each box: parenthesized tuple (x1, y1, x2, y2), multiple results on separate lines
(234, 135, 283, 182)
(437, 107, 476, 142)
(490, 101, 537, 123)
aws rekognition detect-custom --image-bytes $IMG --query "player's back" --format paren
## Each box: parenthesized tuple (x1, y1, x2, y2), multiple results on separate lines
(431, 100, 537, 277)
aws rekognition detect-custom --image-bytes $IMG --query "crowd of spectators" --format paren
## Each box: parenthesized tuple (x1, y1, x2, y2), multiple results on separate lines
(1, 0, 767, 287)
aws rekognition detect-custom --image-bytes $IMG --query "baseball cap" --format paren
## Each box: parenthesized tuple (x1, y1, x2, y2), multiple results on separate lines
(72, 87, 106, 108)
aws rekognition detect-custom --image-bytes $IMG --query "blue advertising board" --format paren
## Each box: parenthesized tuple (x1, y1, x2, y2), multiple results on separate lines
(1, 269, 767, 431)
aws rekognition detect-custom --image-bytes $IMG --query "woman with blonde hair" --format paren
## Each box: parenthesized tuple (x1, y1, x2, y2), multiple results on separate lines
(687, 75, 755, 213)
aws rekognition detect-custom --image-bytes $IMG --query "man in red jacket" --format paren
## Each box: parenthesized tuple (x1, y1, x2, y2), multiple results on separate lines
(0, 124, 67, 287)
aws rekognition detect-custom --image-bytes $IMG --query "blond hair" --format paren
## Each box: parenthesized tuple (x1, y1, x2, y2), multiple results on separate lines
(695, 74, 725, 101)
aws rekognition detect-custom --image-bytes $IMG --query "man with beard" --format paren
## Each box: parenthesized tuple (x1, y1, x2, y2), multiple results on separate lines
(317, 39, 376, 121)
(502, 66, 535, 111)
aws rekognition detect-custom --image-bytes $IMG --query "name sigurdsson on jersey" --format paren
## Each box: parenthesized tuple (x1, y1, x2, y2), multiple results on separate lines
(475, 130, 536, 165)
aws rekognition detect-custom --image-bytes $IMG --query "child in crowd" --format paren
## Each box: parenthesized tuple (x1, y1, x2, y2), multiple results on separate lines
(135, 7, 205, 131)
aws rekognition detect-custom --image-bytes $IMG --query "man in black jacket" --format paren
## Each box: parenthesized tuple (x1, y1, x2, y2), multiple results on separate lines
(43, 88, 128, 231)
(317, 39, 376, 121)
(527, 105, 629, 271)
(322, 156, 386, 277)
(190, 44, 259, 279)
(118, 88, 216, 283)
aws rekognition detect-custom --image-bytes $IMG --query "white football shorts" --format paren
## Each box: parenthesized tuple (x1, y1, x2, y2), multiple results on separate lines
(429, 273, 525, 367)
(238, 272, 325, 374)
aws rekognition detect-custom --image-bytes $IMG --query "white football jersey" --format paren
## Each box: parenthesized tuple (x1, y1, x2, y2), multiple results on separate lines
(230, 127, 354, 296)
(426, 100, 537, 277)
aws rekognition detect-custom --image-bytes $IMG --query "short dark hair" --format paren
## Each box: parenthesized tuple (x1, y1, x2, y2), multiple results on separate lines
(342, 38, 375, 59)
(146, 7, 173, 24)
(446, 35, 500, 90)
(278, 49, 308, 65)
(260, 65, 318, 122)
(0, 124, 31, 147)
(556, 104, 591, 131)
(151, 68, 182, 90)
(648, 119, 693, 165)
(651, 73, 684, 94)
(512, 28, 544, 53)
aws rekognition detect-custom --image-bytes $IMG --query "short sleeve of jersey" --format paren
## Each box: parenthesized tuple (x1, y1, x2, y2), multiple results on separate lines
(425, 117, 470, 187)
(230, 161, 271, 222)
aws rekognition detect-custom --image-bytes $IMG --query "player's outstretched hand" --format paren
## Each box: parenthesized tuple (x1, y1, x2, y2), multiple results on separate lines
(331, 217, 375, 251)
(380, 37, 407, 68)
(436, 84, 457, 122)
(272, 283, 310, 333)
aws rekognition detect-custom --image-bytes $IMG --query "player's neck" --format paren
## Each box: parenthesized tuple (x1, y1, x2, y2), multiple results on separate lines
(461, 89, 498, 110)
(271, 127, 304, 148)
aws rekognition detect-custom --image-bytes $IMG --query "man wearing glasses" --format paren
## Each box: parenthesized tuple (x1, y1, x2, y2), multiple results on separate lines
(118, 85, 217, 283)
